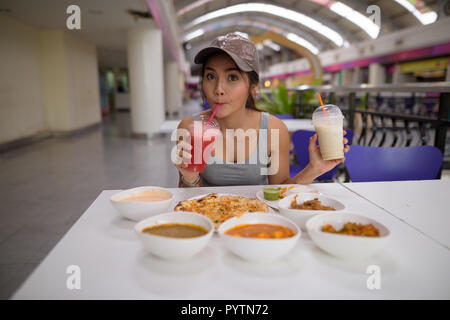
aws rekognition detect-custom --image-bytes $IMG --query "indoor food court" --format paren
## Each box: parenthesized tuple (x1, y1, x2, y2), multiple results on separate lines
(1, 0, 449, 301)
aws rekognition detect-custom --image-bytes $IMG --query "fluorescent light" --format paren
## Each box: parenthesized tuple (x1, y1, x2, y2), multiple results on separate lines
(234, 31, 249, 39)
(330, 2, 380, 39)
(287, 33, 320, 55)
(393, 0, 437, 25)
(263, 40, 281, 52)
(183, 3, 345, 47)
(177, 0, 214, 16)
(183, 29, 204, 42)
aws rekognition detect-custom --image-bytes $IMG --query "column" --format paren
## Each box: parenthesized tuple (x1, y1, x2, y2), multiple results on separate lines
(164, 61, 181, 117)
(369, 63, 386, 85)
(341, 68, 353, 85)
(127, 27, 165, 137)
(352, 67, 362, 84)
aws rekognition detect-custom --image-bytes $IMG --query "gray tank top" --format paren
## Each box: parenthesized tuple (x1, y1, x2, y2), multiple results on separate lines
(199, 112, 270, 186)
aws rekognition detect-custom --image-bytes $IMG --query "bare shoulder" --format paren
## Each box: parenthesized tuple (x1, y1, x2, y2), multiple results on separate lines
(177, 116, 193, 130)
(177, 110, 212, 130)
(267, 113, 289, 135)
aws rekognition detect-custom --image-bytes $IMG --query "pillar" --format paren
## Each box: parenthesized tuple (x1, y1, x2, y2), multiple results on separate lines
(341, 68, 353, 85)
(369, 63, 386, 85)
(127, 27, 165, 137)
(164, 61, 181, 117)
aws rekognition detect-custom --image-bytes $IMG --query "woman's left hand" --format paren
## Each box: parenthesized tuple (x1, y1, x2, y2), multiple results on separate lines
(307, 130, 350, 176)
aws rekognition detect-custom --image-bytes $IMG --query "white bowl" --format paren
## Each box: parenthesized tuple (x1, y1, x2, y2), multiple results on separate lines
(218, 212, 300, 263)
(306, 212, 391, 260)
(135, 211, 214, 261)
(110, 186, 173, 221)
(278, 193, 346, 230)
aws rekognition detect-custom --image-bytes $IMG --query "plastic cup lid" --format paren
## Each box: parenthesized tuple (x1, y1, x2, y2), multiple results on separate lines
(312, 104, 343, 120)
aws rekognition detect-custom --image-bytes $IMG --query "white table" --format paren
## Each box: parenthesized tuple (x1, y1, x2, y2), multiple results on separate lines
(159, 119, 314, 134)
(12, 183, 450, 299)
(340, 180, 450, 249)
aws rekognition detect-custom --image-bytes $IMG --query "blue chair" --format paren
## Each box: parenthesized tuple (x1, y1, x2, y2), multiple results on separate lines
(289, 129, 353, 180)
(274, 114, 294, 120)
(345, 145, 443, 182)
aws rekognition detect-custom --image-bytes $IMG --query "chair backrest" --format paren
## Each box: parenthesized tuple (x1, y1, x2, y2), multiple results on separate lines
(274, 114, 294, 120)
(345, 145, 443, 182)
(291, 129, 353, 180)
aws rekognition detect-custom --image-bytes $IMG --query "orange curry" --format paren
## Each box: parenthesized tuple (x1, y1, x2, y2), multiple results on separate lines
(225, 223, 295, 239)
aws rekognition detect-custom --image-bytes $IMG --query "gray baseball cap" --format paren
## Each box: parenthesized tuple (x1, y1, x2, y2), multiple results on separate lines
(194, 33, 260, 76)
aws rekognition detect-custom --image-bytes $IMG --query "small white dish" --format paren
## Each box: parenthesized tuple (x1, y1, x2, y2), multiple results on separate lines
(110, 186, 173, 221)
(218, 212, 300, 263)
(256, 185, 320, 209)
(278, 193, 346, 230)
(135, 211, 214, 261)
(306, 212, 391, 260)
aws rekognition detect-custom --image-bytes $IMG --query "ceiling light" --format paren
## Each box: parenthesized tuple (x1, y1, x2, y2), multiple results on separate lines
(393, 0, 437, 25)
(330, 2, 380, 39)
(287, 33, 320, 55)
(234, 31, 249, 39)
(183, 29, 204, 42)
(183, 3, 345, 47)
(263, 40, 281, 52)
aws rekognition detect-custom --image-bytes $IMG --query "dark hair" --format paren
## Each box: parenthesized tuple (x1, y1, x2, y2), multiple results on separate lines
(200, 57, 260, 111)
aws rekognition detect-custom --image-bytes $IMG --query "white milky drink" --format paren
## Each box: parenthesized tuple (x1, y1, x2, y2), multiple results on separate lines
(314, 124, 344, 160)
(312, 104, 344, 161)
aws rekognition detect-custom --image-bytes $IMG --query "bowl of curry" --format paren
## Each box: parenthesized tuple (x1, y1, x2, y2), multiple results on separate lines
(218, 212, 300, 262)
(278, 193, 346, 230)
(306, 212, 391, 260)
(135, 211, 214, 260)
(111, 186, 174, 221)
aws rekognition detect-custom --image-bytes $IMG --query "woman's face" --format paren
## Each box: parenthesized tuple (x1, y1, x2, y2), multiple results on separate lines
(202, 53, 250, 118)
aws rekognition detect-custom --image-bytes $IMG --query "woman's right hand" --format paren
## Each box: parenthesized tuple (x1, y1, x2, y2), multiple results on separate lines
(174, 140, 200, 183)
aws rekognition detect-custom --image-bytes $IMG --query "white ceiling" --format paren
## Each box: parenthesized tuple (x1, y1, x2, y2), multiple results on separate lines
(0, 0, 444, 69)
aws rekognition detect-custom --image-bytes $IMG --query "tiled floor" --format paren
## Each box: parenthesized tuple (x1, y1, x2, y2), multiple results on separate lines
(0, 101, 203, 299)
(0, 100, 448, 299)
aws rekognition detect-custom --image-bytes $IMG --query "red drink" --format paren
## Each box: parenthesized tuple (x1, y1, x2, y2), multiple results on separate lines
(186, 118, 220, 172)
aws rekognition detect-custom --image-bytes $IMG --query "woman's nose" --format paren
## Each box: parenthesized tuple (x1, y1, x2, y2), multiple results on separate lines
(214, 79, 225, 96)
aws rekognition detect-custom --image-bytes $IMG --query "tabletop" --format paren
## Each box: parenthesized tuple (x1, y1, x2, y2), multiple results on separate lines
(340, 180, 450, 249)
(12, 183, 450, 299)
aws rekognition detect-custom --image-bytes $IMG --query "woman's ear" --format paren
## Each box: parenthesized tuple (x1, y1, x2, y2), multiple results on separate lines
(250, 84, 257, 96)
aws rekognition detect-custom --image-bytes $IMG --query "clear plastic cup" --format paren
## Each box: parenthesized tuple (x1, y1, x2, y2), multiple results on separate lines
(186, 114, 220, 172)
(312, 104, 344, 161)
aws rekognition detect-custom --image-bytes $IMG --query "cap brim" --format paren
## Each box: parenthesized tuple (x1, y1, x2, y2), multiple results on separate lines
(194, 47, 253, 72)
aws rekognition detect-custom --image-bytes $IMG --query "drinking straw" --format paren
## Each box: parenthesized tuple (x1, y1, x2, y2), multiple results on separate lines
(207, 103, 222, 125)
(317, 93, 326, 112)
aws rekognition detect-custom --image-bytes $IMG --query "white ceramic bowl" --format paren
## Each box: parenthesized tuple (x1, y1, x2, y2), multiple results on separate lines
(218, 212, 300, 263)
(306, 212, 391, 260)
(278, 193, 346, 230)
(110, 186, 173, 221)
(135, 211, 214, 261)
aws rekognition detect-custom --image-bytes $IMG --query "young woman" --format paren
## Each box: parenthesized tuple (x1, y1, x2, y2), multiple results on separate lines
(174, 33, 349, 187)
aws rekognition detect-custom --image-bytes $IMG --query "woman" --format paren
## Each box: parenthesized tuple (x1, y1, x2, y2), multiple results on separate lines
(174, 33, 349, 187)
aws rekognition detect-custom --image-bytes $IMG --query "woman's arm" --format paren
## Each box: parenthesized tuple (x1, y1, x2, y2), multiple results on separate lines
(174, 117, 203, 188)
(268, 116, 349, 185)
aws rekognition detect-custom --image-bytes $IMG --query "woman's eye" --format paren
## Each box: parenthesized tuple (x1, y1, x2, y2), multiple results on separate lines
(229, 74, 239, 81)
(206, 73, 215, 80)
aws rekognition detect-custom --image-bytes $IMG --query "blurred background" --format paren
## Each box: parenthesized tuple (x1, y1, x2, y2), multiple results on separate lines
(0, 0, 449, 299)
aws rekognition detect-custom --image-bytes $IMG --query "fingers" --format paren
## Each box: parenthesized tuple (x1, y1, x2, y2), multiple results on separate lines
(309, 134, 318, 151)
(177, 140, 192, 151)
(344, 145, 350, 153)
(343, 138, 348, 145)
